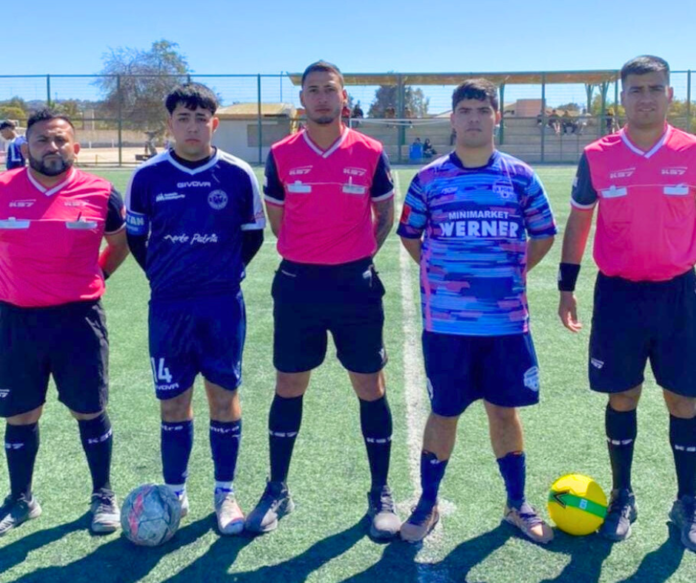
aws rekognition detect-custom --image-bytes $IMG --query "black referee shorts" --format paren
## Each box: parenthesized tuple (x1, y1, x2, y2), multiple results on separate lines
(272, 258, 387, 374)
(0, 300, 109, 418)
(589, 269, 696, 397)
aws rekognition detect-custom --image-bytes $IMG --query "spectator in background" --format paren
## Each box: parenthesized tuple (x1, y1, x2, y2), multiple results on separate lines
(352, 102, 364, 127)
(423, 138, 437, 159)
(410, 137, 423, 162)
(605, 108, 616, 134)
(0, 121, 26, 170)
(548, 110, 561, 134)
(562, 111, 578, 135)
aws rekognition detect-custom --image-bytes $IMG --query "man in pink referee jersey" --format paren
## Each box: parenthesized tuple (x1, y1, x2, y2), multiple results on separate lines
(558, 55, 696, 551)
(245, 61, 399, 539)
(0, 110, 129, 536)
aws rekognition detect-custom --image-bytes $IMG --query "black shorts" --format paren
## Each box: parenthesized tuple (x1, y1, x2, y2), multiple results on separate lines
(0, 300, 109, 418)
(589, 269, 696, 397)
(272, 258, 387, 374)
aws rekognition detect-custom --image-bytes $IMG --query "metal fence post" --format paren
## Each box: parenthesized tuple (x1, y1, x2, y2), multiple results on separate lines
(687, 70, 692, 133)
(397, 74, 404, 164)
(117, 75, 123, 167)
(257, 74, 263, 165)
(498, 83, 505, 145)
(541, 74, 546, 163)
(46, 75, 51, 107)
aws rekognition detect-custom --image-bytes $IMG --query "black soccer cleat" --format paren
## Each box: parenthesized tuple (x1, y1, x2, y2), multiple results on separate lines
(0, 494, 42, 536)
(598, 488, 637, 541)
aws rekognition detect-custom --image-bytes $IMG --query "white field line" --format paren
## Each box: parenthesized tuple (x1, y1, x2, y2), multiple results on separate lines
(395, 172, 455, 577)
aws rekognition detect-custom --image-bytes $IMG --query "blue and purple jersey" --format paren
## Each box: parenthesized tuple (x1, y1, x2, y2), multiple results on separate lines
(397, 151, 556, 336)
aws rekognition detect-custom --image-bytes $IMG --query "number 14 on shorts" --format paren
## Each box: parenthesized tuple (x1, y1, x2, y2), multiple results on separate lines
(151, 358, 173, 384)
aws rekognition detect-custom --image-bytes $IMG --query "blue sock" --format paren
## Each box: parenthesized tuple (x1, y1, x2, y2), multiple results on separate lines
(497, 451, 526, 508)
(421, 451, 448, 503)
(161, 420, 193, 490)
(210, 419, 241, 493)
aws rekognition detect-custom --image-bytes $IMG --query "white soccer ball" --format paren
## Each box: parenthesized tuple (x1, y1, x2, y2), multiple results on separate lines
(121, 484, 181, 546)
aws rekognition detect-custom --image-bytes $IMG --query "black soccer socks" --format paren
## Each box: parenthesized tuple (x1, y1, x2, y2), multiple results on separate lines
(606, 405, 637, 492)
(5, 422, 39, 499)
(670, 415, 696, 499)
(421, 450, 448, 503)
(269, 394, 303, 483)
(78, 412, 113, 493)
(359, 396, 393, 490)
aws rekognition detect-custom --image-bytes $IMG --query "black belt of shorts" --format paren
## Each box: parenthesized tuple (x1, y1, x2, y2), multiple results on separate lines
(598, 268, 695, 290)
(0, 298, 101, 314)
(279, 256, 374, 279)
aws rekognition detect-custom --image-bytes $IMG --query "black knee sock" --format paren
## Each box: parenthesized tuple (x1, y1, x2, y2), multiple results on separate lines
(606, 405, 637, 492)
(5, 423, 40, 499)
(269, 395, 303, 483)
(359, 396, 393, 490)
(670, 415, 696, 499)
(78, 412, 113, 493)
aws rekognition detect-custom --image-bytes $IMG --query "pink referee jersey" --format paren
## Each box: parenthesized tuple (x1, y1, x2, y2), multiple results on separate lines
(572, 125, 696, 281)
(264, 127, 394, 265)
(0, 168, 125, 307)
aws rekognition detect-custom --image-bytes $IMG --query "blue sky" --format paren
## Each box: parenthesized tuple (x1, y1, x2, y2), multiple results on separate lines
(4, 1, 696, 113)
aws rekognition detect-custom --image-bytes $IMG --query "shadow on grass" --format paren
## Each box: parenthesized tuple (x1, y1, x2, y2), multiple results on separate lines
(6, 515, 219, 583)
(345, 523, 511, 583)
(539, 531, 613, 583)
(0, 513, 88, 575)
(615, 523, 686, 583)
(187, 518, 367, 583)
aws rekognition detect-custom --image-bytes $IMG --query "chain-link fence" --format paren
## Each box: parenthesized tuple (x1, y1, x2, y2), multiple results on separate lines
(1, 70, 693, 166)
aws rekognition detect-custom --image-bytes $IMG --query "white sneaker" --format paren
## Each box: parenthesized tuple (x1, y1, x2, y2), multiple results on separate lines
(178, 492, 190, 518)
(215, 491, 244, 535)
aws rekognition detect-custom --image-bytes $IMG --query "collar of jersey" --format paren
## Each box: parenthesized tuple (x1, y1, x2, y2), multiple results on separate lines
(620, 124, 671, 159)
(302, 127, 348, 158)
(27, 167, 76, 197)
(449, 149, 499, 171)
(165, 149, 220, 175)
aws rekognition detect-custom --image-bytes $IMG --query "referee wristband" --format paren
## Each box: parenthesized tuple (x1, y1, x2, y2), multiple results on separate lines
(558, 263, 580, 292)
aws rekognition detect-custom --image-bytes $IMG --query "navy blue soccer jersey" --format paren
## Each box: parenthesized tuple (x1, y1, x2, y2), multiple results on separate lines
(5, 136, 26, 170)
(125, 149, 265, 301)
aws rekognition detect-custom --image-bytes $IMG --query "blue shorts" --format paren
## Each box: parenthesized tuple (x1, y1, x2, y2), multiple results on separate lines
(148, 292, 246, 400)
(589, 269, 696, 397)
(422, 331, 540, 417)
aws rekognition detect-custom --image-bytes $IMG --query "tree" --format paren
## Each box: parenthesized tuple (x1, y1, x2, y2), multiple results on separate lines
(0, 97, 28, 122)
(367, 85, 430, 118)
(95, 40, 190, 134)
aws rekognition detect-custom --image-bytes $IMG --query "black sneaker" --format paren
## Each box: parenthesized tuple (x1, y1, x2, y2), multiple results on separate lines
(401, 497, 439, 543)
(90, 489, 120, 534)
(598, 489, 637, 541)
(669, 495, 696, 553)
(367, 485, 400, 540)
(245, 480, 294, 534)
(0, 494, 42, 536)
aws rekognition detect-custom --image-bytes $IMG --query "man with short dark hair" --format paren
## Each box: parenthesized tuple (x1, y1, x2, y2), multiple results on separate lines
(245, 60, 399, 540)
(559, 55, 696, 551)
(0, 109, 129, 536)
(399, 79, 556, 544)
(126, 82, 265, 536)
(0, 120, 26, 170)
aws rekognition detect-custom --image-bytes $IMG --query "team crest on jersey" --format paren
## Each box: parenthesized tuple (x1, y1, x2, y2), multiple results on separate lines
(609, 167, 635, 179)
(8, 200, 35, 208)
(289, 166, 312, 176)
(523, 366, 540, 392)
(208, 190, 228, 210)
(492, 180, 515, 199)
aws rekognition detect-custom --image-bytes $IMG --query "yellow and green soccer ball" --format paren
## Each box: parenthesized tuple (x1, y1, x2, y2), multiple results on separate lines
(547, 474, 608, 536)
